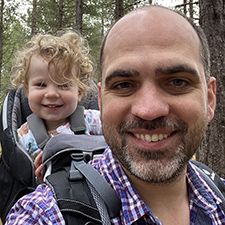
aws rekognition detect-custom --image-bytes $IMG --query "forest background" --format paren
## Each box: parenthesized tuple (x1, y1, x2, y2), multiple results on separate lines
(0, 0, 224, 177)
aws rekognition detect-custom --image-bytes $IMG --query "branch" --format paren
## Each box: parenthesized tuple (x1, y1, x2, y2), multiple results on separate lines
(175, 1, 198, 8)
(124, 1, 142, 10)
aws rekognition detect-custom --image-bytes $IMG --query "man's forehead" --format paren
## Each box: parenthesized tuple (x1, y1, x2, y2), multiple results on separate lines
(102, 6, 201, 73)
(107, 7, 197, 43)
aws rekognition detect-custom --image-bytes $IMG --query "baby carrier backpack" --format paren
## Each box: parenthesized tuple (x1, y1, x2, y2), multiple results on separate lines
(0, 88, 121, 224)
(1, 88, 225, 224)
(42, 133, 121, 224)
(0, 88, 35, 223)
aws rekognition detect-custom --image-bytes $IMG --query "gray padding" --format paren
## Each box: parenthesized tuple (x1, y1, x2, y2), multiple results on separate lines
(69, 106, 86, 133)
(27, 113, 50, 149)
(27, 106, 86, 149)
(42, 134, 107, 165)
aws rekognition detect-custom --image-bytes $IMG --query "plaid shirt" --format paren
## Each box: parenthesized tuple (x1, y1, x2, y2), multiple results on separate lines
(6, 146, 225, 225)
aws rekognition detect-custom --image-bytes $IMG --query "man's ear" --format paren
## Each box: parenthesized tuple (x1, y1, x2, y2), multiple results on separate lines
(207, 77, 216, 122)
(98, 82, 101, 111)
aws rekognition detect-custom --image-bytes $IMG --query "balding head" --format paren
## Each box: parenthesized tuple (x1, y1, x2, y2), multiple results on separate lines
(100, 6, 210, 80)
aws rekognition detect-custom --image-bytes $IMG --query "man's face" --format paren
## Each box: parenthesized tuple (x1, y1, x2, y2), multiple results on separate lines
(99, 8, 216, 184)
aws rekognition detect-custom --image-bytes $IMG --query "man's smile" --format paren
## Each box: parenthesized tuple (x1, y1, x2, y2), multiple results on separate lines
(133, 133, 172, 142)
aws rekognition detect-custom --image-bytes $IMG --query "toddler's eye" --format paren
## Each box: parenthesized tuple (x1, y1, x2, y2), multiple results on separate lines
(58, 84, 69, 89)
(36, 82, 46, 87)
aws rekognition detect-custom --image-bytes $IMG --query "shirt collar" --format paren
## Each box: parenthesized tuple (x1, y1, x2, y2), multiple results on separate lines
(187, 162, 222, 212)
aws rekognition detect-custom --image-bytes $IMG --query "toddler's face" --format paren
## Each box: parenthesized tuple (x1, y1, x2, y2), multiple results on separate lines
(26, 55, 82, 131)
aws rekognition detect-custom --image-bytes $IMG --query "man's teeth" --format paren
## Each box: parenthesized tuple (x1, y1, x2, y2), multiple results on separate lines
(134, 133, 169, 142)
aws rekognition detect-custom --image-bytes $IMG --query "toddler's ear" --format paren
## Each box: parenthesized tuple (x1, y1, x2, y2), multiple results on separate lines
(25, 87, 29, 97)
(78, 89, 83, 102)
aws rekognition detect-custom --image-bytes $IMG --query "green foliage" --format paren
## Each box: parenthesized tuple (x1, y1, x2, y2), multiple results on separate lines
(1, 21, 28, 105)
(0, 1, 29, 106)
(0, 0, 166, 106)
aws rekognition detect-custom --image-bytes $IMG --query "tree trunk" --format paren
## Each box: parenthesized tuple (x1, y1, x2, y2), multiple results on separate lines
(197, 0, 225, 178)
(31, 0, 37, 35)
(189, 0, 193, 18)
(0, 0, 4, 88)
(76, 0, 82, 34)
(115, 0, 123, 21)
(58, 0, 64, 31)
(183, 0, 187, 14)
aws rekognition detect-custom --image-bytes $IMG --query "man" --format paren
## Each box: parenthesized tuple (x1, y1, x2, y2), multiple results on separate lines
(6, 5, 223, 225)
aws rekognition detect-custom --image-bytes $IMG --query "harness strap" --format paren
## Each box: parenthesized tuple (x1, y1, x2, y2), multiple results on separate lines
(27, 113, 49, 149)
(57, 198, 102, 223)
(27, 106, 86, 149)
(69, 159, 121, 218)
(46, 169, 102, 224)
(87, 180, 111, 224)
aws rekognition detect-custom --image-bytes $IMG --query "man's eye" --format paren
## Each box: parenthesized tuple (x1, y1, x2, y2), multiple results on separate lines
(170, 79, 189, 88)
(172, 79, 185, 86)
(113, 82, 132, 90)
(110, 81, 137, 96)
(165, 78, 192, 95)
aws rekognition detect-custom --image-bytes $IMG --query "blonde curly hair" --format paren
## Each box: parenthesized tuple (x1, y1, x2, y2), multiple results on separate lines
(10, 31, 94, 95)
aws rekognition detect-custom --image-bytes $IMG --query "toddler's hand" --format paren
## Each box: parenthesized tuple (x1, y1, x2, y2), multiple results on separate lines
(34, 151, 44, 184)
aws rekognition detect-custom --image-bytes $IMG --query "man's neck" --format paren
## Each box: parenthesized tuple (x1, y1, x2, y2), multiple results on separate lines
(124, 167, 190, 225)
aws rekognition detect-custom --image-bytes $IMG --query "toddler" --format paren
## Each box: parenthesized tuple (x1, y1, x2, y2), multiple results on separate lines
(10, 31, 102, 161)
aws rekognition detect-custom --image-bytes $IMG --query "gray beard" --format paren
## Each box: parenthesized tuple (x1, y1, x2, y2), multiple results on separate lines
(102, 116, 207, 184)
(120, 143, 188, 184)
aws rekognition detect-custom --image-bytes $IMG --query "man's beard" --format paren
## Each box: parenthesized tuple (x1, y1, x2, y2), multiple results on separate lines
(102, 116, 208, 184)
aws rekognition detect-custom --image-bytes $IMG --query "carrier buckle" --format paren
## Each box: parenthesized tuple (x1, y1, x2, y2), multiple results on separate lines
(71, 152, 84, 161)
(69, 152, 85, 181)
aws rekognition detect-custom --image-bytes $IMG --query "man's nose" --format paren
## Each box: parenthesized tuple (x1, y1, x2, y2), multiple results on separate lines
(131, 84, 169, 121)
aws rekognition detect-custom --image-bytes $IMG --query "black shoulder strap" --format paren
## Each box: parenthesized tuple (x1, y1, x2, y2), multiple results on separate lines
(27, 106, 86, 149)
(43, 134, 121, 224)
(190, 160, 225, 211)
(46, 158, 121, 224)
(69, 158, 121, 219)
(46, 169, 103, 224)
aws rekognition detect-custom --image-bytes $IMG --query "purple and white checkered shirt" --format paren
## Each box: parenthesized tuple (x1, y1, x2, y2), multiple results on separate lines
(5, 146, 225, 224)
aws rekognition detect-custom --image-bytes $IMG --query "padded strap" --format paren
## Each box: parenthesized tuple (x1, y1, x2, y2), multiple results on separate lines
(46, 169, 102, 224)
(69, 106, 86, 133)
(87, 180, 111, 224)
(57, 198, 102, 223)
(70, 160, 121, 218)
(27, 106, 86, 149)
(27, 113, 49, 149)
